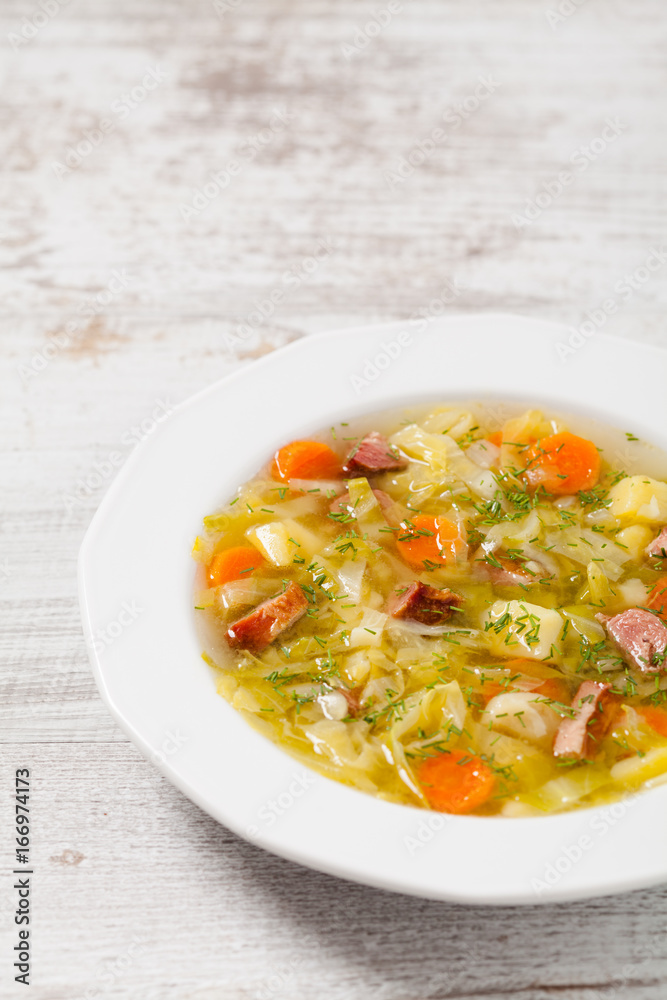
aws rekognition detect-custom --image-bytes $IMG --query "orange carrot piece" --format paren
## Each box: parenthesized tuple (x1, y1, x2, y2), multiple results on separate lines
(479, 681, 506, 704)
(396, 514, 464, 568)
(647, 576, 667, 621)
(640, 706, 667, 738)
(534, 677, 571, 704)
(479, 671, 569, 705)
(501, 657, 548, 673)
(419, 750, 495, 814)
(522, 431, 600, 495)
(207, 546, 265, 587)
(487, 431, 503, 447)
(271, 440, 342, 481)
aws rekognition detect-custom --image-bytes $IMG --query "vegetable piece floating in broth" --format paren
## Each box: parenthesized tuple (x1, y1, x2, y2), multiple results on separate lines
(647, 577, 667, 620)
(640, 706, 667, 738)
(522, 432, 601, 495)
(271, 440, 342, 481)
(193, 404, 667, 817)
(396, 515, 466, 569)
(418, 750, 496, 814)
(331, 487, 392, 512)
(207, 546, 266, 587)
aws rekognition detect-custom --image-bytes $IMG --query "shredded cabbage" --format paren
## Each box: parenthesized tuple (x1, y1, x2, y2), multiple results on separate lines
(195, 403, 667, 816)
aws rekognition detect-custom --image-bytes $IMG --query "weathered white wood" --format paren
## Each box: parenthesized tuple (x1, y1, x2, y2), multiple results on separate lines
(2, 0, 667, 995)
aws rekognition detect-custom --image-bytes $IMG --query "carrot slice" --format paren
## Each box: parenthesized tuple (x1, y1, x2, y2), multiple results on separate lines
(501, 657, 549, 673)
(647, 576, 667, 621)
(396, 514, 464, 568)
(271, 440, 342, 481)
(534, 677, 571, 704)
(479, 681, 506, 704)
(419, 750, 495, 814)
(479, 671, 569, 705)
(487, 431, 503, 447)
(522, 432, 600, 495)
(640, 706, 667, 738)
(206, 546, 265, 587)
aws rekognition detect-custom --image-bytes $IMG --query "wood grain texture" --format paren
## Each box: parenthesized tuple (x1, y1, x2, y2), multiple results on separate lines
(2, 0, 667, 996)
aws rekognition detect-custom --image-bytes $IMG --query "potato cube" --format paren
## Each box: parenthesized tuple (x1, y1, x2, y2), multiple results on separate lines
(483, 600, 563, 660)
(611, 746, 667, 786)
(246, 522, 297, 566)
(608, 476, 667, 524)
(615, 523, 656, 561)
(246, 517, 323, 566)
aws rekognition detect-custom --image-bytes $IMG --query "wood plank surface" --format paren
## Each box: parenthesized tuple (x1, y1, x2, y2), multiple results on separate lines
(2, 0, 667, 996)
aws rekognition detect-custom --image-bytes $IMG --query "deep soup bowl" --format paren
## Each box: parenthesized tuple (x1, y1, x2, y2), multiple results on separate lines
(79, 314, 667, 904)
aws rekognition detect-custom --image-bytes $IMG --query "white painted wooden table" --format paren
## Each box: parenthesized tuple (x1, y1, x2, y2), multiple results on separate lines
(2, 0, 667, 996)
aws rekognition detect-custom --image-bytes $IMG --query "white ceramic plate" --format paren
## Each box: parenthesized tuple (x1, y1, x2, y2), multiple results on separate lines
(79, 314, 667, 905)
